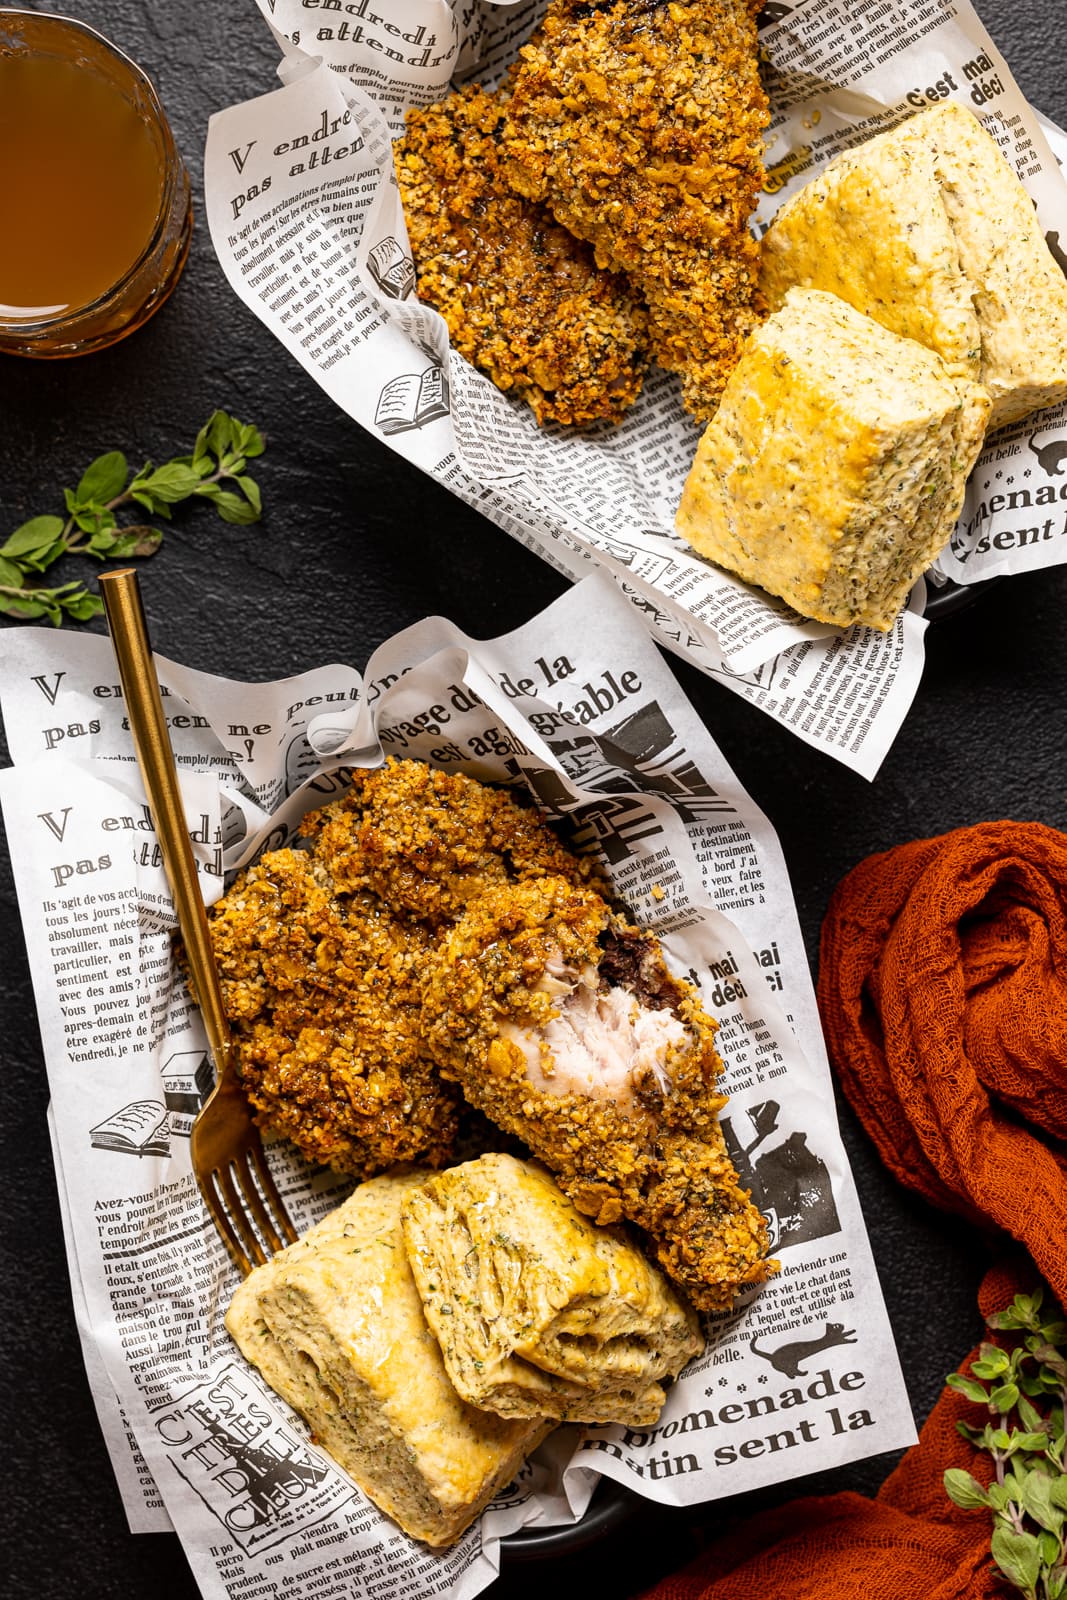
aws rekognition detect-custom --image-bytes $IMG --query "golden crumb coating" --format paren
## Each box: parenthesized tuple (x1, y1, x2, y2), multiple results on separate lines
(207, 848, 461, 1175)
(501, 0, 769, 421)
(203, 760, 602, 1177)
(300, 758, 602, 927)
(394, 83, 649, 426)
(420, 875, 774, 1311)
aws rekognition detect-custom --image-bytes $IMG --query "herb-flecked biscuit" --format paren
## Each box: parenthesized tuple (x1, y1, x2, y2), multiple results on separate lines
(762, 103, 1067, 429)
(402, 1153, 703, 1425)
(675, 288, 991, 630)
(226, 1170, 552, 1549)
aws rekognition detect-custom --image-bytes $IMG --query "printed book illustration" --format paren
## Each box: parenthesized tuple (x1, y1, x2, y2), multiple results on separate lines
(90, 1099, 170, 1158)
(367, 236, 416, 299)
(162, 1050, 214, 1138)
(374, 363, 450, 435)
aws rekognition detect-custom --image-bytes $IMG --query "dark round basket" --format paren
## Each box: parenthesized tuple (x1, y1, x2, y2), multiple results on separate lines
(500, 1476, 636, 1563)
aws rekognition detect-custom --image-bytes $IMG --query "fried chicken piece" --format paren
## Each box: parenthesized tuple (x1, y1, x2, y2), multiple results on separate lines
(501, 0, 769, 421)
(207, 847, 462, 1175)
(394, 83, 649, 426)
(420, 876, 774, 1312)
(301, 758, 603, 928)
(204, 760, 605, 1175)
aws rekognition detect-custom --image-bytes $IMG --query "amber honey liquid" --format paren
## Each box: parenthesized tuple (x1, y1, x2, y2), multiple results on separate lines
(0, 51, 166, 317)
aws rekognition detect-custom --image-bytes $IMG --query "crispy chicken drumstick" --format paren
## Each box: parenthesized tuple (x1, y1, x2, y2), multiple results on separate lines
(421, 874, 774, 1311)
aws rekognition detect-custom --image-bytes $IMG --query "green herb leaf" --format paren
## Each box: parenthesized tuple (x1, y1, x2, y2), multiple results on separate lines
(1014, 1432, 1055, 1452)
(235, 473, 261, 514)
(1, 514, 65, 560)
(107, 526, 163, 559)
(59, 587, 104, 622)
(131, 461, 206, 506)
(201, 410, 235, 462)
(945, 1284, 1067, 1597)
(0, 410, 264, 626)
(71, 503, 118, 537)
(0, 594, 49, 620)
(974, 1348, 1011, 1379)
(1021, 1472, 1064, 1533)
(944, 1468, 991, 1510)
(988, 1481, 1011, 1511)
(1039, 1530, 1062, 1566)
(992, 1382, 1022, 1413)
(947, 1373, 990, 1405)
(991, 1526, 1042, 1592)
(74, 451, 127, 508)
(236, 421, 265, 459)
(1019, 1397, 1047, 1433)
(194, 483, 260, 525)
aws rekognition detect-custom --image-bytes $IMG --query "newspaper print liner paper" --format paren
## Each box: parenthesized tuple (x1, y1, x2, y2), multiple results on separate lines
(202, 0, 1067, 780)
(0, 576, 915, 1600)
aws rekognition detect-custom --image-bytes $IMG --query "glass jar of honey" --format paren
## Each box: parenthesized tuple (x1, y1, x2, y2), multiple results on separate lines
(0, 8, 193, 357)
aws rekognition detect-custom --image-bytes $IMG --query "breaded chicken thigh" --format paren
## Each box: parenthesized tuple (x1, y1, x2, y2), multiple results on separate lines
(501, 0, 769, 421)
(394, 83, 649, 426)
(204, 760, 603, 1177)
(207, 847, 461, 1175)
(301, 757, 602, 927)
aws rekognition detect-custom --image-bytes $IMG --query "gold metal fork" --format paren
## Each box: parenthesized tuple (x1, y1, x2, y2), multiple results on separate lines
(100, 568, 298, 1274)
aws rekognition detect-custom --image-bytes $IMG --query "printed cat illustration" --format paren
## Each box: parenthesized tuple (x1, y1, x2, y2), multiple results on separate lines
(749, 1320, 858, 1379)
(1028, 430, 1067, 476)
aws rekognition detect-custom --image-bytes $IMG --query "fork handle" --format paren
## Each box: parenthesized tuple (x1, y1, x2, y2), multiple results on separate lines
(99, 569, 233, 1077)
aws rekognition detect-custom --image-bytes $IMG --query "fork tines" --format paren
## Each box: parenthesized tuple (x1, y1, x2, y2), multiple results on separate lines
(199, 1135, 298, 1277)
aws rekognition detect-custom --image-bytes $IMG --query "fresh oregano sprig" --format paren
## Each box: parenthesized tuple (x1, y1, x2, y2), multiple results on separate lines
(944, 1287, 1067, 1599)
(0, 409, 265, 626)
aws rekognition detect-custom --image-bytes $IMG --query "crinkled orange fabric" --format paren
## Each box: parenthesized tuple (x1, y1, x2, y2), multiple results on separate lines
(634, 1263, 1025, 1600)
(635, 819, 1067, 1600)
(816, 819, 1067, 1305)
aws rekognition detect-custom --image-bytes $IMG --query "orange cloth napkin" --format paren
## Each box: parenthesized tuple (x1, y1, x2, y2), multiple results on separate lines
(635, 1263, 1023, 1600)
(817, 819, 1067, 1304)
(638, 819, 1067, 1600)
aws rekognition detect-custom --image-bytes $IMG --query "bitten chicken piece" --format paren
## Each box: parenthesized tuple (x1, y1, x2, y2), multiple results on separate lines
(501, 0, 769, 421)
(394, 83, 649, 426)
(420, 876, 774, 1311)
(203, 759, 605, 1176)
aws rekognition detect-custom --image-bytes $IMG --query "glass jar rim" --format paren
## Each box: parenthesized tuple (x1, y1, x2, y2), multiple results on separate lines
(0, 6, 187, 332)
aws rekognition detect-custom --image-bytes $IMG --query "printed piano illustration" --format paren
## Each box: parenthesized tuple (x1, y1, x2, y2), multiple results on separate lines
(366, 235, 416, 299)
(161, 1049, 214, 1138)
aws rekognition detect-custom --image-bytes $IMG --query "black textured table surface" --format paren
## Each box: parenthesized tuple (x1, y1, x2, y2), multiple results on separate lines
(1, 3, 1065, 1597)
